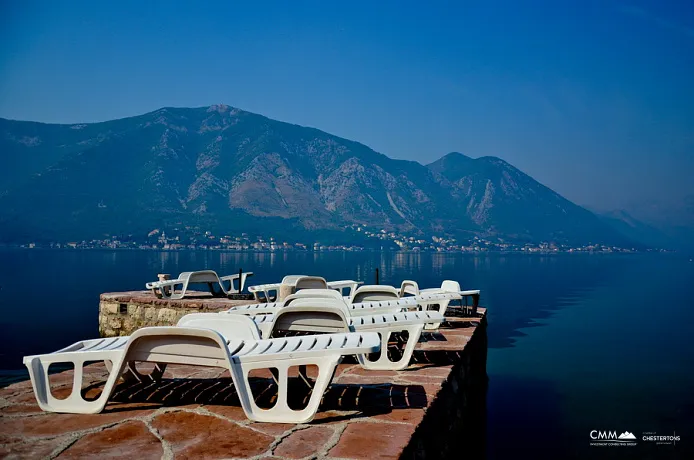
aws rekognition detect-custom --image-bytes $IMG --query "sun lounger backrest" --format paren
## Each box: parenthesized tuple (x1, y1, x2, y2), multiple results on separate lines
(281, 274, 308, 284)
(270, 303, 351, 335)
(284, 289, 345, 305)
(177, 313, 261, 340)
(351, 285, 400, 303)
(123, 326, 240, 367)
(288, 298, 350, 312)
(440, 280, 462, 292)
(186, 270, 222, 283)
(294, 276, 329, 291)
(400, 280, 420, 297)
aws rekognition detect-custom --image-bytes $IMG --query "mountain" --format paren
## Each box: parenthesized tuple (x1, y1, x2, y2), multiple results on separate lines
(427, 153, 630, 244)
(595, 209, 674, 249)
(0, 105, 631, 246)
(616, 195, 694, 252)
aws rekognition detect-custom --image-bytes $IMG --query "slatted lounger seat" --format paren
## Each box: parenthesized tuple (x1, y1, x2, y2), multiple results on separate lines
(345, 292, 463, 316)
(22, 314, 379, 423)
(145, 270, 253, 299)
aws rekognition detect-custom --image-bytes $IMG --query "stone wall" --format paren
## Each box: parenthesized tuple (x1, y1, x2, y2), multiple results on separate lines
(402, 316, 488, 458)
(98, 291, 255, 337)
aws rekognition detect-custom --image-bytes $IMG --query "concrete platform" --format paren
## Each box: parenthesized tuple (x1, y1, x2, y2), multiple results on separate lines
(1, 309, 487, 459)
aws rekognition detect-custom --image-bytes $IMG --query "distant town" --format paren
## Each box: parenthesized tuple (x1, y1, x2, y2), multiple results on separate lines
(9, 224, 669, 253)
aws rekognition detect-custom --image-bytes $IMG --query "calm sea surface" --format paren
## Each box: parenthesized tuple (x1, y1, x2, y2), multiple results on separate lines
(0, 249, 692, 458)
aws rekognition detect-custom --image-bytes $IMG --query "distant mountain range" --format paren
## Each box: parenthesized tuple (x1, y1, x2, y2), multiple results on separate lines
(594, 209, 673, 250)
(0, 105, 641, 246)
(598, 196, 694, 252)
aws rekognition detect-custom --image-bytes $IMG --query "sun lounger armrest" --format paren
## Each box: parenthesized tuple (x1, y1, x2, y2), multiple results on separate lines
(219, 272, 254, 292)
(248, 282, 281, 292)
(327, 280, 362, 297)
(219, 272, 255, 282)
(145, 279, 180, 289)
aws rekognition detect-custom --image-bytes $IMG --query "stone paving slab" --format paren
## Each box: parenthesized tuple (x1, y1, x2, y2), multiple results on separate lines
(1, 309, 486, 460)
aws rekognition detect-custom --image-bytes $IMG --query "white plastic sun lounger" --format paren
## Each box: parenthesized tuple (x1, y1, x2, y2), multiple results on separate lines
(145, 270, 253, 299)
(401, 279, 480, 299)
(401, 279, 480, 314)
(224, 297, 444, 370)
(349, 284, 472, 330)
(248, 276, 361, 302)
(22, 315, 379, 423)
(255, 299, 443, 370)
(229, 290, 460, 317)
(248, 275, 324, 302)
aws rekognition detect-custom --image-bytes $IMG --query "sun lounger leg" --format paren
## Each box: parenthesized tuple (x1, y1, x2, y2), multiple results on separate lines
(156, 283, 178, 300)
(208, 282, 228, 297)
(231, 355, 340, 423)
(421, 300, 449, 330)
(170, 280, 187, 300)
(358, 325, 424, 370)
(24, 351, 124, 414)
(471, 293, 479, 315)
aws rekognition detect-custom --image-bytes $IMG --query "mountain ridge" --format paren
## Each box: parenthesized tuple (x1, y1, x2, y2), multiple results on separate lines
(0, 105, 633, 246)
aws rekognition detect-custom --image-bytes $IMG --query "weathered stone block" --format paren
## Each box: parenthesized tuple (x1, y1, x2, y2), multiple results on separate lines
(157, 308, 178, 324)
(102, 302, 119, 315)
(127, 304, 143, 318)
(144, 307, 157, 322)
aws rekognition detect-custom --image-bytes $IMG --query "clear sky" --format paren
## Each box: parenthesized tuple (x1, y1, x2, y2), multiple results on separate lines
(1, 0, 693, 212)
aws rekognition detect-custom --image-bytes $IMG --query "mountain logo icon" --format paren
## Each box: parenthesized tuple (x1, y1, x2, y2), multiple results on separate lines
(618, 432, 637, 440)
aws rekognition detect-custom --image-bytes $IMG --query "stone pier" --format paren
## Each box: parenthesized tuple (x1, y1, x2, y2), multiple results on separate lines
(3, 300, 488, 459)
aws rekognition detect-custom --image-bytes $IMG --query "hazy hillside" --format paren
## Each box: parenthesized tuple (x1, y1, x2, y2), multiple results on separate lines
(428, 153, 629, 244)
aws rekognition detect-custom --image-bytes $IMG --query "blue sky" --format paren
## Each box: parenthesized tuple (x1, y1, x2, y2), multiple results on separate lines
(1, 0, 693, 212)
